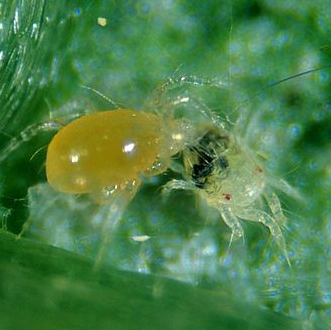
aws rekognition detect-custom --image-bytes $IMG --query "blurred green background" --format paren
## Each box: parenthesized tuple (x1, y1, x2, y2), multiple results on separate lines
(1, 0, 331, 329)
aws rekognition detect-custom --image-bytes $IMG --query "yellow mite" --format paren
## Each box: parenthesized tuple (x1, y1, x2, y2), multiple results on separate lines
(46, 109, 194, 204)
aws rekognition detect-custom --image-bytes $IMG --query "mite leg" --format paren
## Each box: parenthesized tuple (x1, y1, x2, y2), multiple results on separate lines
(219, 205, 244, 245)
(264, 191, 287, 228)
(154, 74, 229, 99)
(161, 179, 195, 197)
(152, 75, 228, 125)
(91, 178, 141, 205)
(237, 207, 290, 265)
(93, 179, 142, 268)
(156, 92, 223, 126)
(273, 178, 304, 201)
(94, 191, 131, 270)
(0, 121, 62, 163)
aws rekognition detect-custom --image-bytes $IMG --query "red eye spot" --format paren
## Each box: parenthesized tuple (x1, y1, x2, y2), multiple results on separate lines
(223, 193, 232, 201)
(257, 167, 263, 173)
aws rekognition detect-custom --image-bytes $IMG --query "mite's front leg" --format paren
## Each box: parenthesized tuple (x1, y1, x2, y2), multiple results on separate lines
(219, 205, 244, 245)
(264, 191, 287, 228)
(162, 179, 195, 197)
(237, 207, 290, 265)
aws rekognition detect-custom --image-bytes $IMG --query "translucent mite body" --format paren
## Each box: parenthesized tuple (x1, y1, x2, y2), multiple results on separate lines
(163, 120, 289, 262)
(46, 109, 194, 204)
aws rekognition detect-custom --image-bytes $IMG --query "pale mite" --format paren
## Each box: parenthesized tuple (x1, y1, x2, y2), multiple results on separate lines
(163, 122, 290, 263)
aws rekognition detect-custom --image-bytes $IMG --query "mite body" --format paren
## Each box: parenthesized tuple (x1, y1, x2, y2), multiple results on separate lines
(46, 109, 194, 204)
(163, 121, 289, 262)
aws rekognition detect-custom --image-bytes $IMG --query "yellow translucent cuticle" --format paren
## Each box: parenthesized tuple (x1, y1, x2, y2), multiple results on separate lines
(45, 109, 181, 200)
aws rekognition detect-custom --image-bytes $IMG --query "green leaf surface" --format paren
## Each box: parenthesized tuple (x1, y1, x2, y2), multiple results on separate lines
(0, 229, 301, 330)
(1, 0, 331, 329)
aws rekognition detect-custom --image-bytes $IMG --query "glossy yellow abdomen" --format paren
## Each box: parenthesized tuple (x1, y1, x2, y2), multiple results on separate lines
(46, 109, 164, 194)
